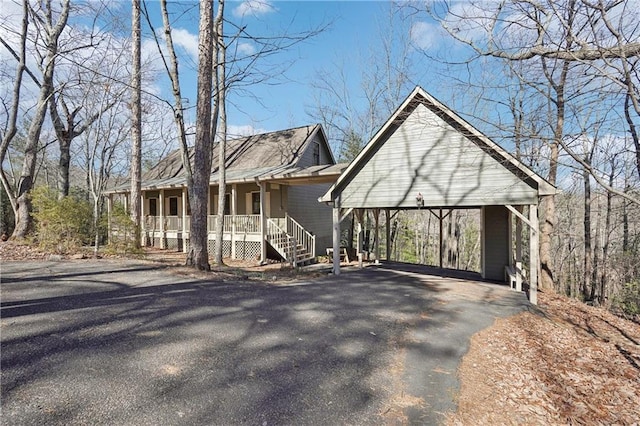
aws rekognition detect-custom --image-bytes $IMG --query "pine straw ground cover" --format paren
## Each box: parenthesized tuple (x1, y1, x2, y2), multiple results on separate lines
(449, 292, 640, 425)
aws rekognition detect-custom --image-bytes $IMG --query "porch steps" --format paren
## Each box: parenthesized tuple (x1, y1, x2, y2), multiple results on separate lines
(266, 217, 315, 267)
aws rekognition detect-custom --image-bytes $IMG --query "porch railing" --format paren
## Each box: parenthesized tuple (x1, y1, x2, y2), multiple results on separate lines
(285, 214, 316, 259)
(164, 216, 182, 231)
(232, 214, 261, 234)
(145, 215, 261, 234)
(142, 213, 313, 260)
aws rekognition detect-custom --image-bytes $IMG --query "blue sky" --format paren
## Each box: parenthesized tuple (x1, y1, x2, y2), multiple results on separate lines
(139, 1, 444, 138)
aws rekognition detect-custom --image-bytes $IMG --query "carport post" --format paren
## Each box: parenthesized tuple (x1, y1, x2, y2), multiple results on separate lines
(439, 208, 443, 269)
(373, 208, 380, 264)
(529, 204, 539, 305)
(515, 206, 523, 292)
(385, 209, 391, 260)
(332, 207, 341, 275)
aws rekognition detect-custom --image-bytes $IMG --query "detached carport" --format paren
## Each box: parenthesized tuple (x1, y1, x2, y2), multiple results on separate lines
(320, 86, 556, 304)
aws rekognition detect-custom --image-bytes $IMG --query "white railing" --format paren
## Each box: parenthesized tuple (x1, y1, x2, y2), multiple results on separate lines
(285, 214, 316, 259)
(233, 214, 261, 234)
(267, 219, 293, 263)
(138, 212, 315, 264)
(144, 216, 161, 231)
(164, 216, 182, 231)
(163, 215, 260, 233)
(207, 215, 218, 231)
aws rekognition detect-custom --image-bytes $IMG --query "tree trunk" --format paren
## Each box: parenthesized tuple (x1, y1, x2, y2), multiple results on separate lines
(213, 0, 226, 266)
(583, 165, 592, 300)
(601, 164, 615, 305)
(57, 138, 71, 198)
(130, 0, 142, 249)
(186, 0, 215, 270)
(13, 0, 70, 239)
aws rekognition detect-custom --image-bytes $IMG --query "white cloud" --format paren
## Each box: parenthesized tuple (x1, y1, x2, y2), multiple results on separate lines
(232, 0, 275, 18)
(444, 2, 496, 44)
(410, 21, 438, 50)
(227, 124, 267, 138)
(171, 28, 199, 60)
(236, 42, 256, 56)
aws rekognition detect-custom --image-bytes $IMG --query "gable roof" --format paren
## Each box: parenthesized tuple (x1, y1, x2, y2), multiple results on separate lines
(145, 123, 334, 181)
(106, 124, 340, 194)
(320, 86, 556, 208)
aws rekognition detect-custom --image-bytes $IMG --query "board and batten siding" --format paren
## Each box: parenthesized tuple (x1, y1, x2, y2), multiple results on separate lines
(338, 103, 538, 208)
(288, 183, 333, 252)
(481, 205, 510, 281)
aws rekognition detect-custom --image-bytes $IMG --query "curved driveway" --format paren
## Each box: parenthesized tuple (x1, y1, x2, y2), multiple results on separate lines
(1, 260, 529, 425)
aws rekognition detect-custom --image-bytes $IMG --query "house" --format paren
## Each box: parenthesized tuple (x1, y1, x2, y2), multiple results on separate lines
(320, 86, 556, 304)
(106, 124, 346, 265)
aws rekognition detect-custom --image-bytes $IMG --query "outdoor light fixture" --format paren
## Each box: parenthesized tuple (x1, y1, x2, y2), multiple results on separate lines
(416, 192, 424, 208)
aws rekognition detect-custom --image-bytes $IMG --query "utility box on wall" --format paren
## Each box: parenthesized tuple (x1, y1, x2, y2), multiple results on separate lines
(481, 205, 510, 281)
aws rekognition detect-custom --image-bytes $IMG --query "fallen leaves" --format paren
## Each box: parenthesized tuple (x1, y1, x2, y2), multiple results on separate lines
(449, 291, 640, 425)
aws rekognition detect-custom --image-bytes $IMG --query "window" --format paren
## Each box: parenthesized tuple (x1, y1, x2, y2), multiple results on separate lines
(251, 192, 260, 215)
(312, 142, 320, 165)
(149, 198, 157, 216)
(169, 197, 178, 216)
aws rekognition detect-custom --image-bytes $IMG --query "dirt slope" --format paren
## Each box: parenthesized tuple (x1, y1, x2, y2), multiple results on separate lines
(449, 292, 640, 425)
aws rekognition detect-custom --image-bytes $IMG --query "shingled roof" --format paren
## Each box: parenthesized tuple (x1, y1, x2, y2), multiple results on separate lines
(106, 124, 342, 194)
(144, 124, 327, 181)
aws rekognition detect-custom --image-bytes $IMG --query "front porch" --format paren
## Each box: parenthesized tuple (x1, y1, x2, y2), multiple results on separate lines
(105, 163, 346, 266)
(107, 182, 316, 266)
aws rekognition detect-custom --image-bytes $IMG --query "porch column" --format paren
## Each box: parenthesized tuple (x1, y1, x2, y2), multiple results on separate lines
(207, 186, 211, 225)
(260, 181, 267, 264)
(181, 187, 187, 253)
(515, 206, 523, 292)
(231, 184, 237, 259)
(159, 189, 165, 249)
(140, 193, 144, 246)
(529, 204, 539, 305)
(332, 206, 341, 275)
(107, 194, 113, 245)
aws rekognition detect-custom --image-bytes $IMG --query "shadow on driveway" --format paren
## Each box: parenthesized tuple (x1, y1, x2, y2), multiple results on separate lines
(1, 260, 529, 425)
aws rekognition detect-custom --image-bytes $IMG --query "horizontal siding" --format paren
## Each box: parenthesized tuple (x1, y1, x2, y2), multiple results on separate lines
(288, 183, 333, 252)
(339, 104, 537, 208)
(297, 132, 333, 168)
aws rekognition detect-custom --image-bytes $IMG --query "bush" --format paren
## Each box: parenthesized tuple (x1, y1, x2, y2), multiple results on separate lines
(105, 203, 141, 255)
(31, 186, 93, 253)
(613, 280, 640, 317)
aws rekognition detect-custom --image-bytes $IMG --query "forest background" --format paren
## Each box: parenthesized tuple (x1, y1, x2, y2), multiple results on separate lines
(1, 0, 638, 315)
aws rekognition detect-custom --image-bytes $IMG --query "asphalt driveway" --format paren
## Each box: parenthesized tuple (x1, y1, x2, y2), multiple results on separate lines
(1, 260, 530, 425)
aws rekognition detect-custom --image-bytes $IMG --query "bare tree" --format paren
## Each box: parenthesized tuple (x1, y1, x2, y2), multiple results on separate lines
(130, 0, 142, 249)
(49, 73, 119, 199)
(213, 0, 227, 266)
(10, 0, 71, 238)
(186, 0, 216, 270)
(0, 0, 29, 228)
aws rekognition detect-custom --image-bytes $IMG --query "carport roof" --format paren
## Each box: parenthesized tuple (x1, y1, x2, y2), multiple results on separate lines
(320, 86, 556, 208)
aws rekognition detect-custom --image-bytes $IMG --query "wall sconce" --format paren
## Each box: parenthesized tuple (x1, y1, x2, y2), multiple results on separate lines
(416, 192, 424, 208)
